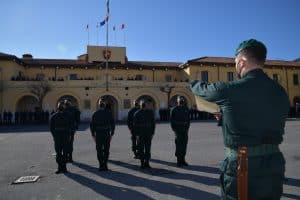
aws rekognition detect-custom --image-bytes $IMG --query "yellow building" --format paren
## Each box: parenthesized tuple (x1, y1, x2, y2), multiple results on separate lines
(0, 46, 299, 121)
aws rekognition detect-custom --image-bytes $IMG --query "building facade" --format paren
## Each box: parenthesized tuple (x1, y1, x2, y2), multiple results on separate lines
(0, 46, 299, 121)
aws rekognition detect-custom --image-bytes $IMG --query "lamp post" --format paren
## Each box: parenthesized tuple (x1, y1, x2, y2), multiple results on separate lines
(160, 84, 174, 108)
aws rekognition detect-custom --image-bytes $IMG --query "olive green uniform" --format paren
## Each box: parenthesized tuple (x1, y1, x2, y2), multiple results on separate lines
(90, 108, 115, 169)
(191, 69, 290, 200)
(127, 107, 140, 157)
(133, 109, 155, 167)
(64, 106, 80, 161)
(170, 105, 190, 163)
(50, 111, 72, 172)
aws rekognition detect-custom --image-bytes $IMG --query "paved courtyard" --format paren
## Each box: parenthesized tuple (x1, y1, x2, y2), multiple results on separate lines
(0, 121, 299, 200)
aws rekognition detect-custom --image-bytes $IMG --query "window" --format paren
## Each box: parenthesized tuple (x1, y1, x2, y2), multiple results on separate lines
(135, 74, 146, 81)
(123, 99, 131, 109)
(165, 74, 172, 82)
(273, 74, 279, 82)
(69, 74, 78, 80)
(201, 71, 208, 82)
(293, 74, 299, 85)
(84, 99, 91, 109)
(227, 72, 234, 81)
(36, 73, 45, 81)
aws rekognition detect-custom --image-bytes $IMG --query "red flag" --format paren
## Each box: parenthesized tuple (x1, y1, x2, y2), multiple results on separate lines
(121, 24, 125, 29)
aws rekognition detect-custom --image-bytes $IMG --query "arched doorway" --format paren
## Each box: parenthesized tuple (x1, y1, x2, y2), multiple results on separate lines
(136, 95, 156, 110)
(57, 95, 79, 108)
(16, 95, 39, 111)
(169, 95, 188, 108)
(294, 96, 300, 116)
(97, 95, 118, 120)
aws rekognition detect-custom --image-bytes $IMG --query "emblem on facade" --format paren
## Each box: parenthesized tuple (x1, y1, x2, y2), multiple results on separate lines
(103, 50, 111, 60)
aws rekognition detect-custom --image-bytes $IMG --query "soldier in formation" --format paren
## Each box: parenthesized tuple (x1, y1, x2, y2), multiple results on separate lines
(64, 99, 81, 162)
(90, 99, 115, 171)
(127, 100, 141, 159)
(50, 102, 72, 174)
(170, 96, 191, 167)
(133, 100, 155, 169)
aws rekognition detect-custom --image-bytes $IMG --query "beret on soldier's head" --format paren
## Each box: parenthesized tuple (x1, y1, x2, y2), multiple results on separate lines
(235, 39, 267, 56)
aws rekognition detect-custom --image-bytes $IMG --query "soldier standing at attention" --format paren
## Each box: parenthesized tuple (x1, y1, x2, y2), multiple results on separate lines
(170, 96, 190, 167)
(127, 100, 140, 159)
(133, 100, 155, 169)
(90, 99, 115, 171)
(50, 102, 72, 174)
(190, 39, 290, 200)
(64, 99, 81, 163)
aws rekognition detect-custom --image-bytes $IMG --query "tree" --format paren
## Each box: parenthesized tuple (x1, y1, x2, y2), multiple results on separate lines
(29, 80, 51, 110)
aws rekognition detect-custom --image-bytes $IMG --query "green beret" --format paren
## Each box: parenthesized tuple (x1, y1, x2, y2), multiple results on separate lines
(235, 39, 267, 56)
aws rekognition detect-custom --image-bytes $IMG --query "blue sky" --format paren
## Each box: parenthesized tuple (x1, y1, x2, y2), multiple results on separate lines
(1, 0, 299, 62)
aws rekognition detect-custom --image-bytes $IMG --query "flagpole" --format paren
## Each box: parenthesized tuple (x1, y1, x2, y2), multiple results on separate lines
(96, 23, 99, 46)
(105, 0, 109, 91)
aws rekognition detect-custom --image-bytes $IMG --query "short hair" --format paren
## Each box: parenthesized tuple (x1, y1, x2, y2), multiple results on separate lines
(64, 99, 72, 107)
(236, 39, 267, 65)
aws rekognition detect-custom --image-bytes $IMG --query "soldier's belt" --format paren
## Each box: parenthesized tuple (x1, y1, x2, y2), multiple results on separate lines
(95, 126, 110, 130)
(173, 121, 188, 125)
(54, 128, 69, 131)
(226, 144, 280, 157)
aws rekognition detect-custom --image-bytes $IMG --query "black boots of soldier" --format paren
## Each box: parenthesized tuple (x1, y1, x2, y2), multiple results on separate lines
(67, 154, 73, 163)
(99, 162, 108, 171)
(177, 157, 188, 167)
(140, 160, 151, 169)
(55, 165, 68, 174)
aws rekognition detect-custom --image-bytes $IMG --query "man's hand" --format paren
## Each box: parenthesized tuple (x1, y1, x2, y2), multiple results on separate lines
(213, 112, 222, 121)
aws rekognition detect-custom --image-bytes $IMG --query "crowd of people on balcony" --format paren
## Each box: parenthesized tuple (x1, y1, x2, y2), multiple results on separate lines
(0, 110, 51, 125)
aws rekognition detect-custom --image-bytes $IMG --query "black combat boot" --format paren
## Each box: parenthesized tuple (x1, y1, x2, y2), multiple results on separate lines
(68, 154, 73, 163)
(140, 160, 145, 169)
(181, 157, 188, 166)
(144, 160, 151, 169)
(177, 157, 183, 167)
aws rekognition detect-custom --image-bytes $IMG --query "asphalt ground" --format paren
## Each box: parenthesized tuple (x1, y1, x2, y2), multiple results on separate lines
(0, 121, 299, 200)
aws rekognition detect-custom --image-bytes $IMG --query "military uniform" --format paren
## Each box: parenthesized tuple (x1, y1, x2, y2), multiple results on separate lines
(50, 111, 72, 173)
(64, 106, 81, 162)
(133, 108, 155, 168)
(127, 106, 140, 158)
(191, 68, 290, 199)
(90, 107, 115, 170)
(170, 104, 190, 166)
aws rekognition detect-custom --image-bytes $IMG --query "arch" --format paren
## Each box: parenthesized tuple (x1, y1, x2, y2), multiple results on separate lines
(16, 95, 39, 111)
(57, 95, 79, 108)
(134, 90, 160, 110)
(97, 95, 119, 120)
(170, 89, 194, 108)
(136, 95, 156, 110)
(169, 95, 188, 108)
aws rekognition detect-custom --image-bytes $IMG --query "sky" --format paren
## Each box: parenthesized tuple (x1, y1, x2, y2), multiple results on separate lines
(0, 0, 300, 62)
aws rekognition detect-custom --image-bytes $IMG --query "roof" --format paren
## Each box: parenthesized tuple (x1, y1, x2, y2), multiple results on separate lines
(186, 56, 300, 68)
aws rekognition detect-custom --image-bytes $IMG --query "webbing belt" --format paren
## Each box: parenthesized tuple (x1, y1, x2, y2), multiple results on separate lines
(226, 144, 279, 157)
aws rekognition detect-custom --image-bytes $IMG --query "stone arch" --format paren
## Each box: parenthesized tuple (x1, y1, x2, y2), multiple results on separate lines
(136, 95, 156, 111)
(170, 89, 194, 108)
(57, 95, 79, 108)
(169, 95, 188, 108)
(97, 95, 119, 120)
(134, 91, 160, 110)
(16, 95, 39, 111)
